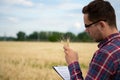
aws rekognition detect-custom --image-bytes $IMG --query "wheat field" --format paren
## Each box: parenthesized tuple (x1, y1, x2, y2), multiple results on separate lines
(0, 41, 98, 80)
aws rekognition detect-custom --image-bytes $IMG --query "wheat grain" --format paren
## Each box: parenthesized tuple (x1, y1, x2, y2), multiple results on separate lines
(61, 37, 70, 47)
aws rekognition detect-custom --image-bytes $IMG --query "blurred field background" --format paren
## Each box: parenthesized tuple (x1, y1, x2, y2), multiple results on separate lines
(0, 42, 98, 80)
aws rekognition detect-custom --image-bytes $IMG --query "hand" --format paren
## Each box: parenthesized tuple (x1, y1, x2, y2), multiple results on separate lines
(63, 45, 79, 65)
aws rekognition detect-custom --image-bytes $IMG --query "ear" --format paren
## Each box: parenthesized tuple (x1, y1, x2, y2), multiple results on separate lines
(99, 21, 106, 29)
(98, 21, 106, 32)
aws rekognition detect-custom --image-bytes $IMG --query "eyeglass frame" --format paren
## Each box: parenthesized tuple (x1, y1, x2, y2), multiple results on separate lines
(85, 20, 106, 28)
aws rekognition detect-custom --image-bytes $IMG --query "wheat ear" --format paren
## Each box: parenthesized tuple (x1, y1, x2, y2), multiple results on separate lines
(61, 38, 70, 47)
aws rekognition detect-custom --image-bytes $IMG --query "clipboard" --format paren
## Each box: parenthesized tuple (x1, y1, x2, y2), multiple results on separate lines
(53, 66, 70, 80)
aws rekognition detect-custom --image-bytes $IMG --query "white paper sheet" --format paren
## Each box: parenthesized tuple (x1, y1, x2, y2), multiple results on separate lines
(53, 66, 70, 80)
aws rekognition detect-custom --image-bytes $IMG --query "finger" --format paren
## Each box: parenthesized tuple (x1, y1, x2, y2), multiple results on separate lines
(64, 50, 68, 55)
(63, 45, 70, 50)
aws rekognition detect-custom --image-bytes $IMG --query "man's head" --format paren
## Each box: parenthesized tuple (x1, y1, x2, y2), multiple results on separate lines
(82, 0, 118, 42)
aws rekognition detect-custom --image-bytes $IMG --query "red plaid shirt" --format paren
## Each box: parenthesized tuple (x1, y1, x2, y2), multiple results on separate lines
(68, 33, 120, 80)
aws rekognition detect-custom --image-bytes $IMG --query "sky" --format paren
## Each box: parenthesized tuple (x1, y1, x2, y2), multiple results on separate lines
(0, 0, 120, 37)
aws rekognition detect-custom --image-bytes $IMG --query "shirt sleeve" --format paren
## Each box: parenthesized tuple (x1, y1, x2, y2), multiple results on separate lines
(68, 51, 115, 80)
(68, 61, 84, 80)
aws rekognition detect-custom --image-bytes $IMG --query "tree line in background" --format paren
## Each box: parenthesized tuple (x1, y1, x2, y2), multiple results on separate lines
(0, 31, 93, 42)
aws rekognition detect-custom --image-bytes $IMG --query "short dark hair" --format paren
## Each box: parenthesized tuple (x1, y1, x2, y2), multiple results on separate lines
(82, 0, 117, 28)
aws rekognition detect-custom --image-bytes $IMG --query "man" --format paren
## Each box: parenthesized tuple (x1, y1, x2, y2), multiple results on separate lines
(64, 0, 120, 80)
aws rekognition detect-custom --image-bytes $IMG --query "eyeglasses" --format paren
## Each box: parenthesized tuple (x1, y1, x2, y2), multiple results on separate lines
(85, 20, 106, 28)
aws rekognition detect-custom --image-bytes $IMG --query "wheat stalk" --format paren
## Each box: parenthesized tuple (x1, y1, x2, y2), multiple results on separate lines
(61, 37, 70, 47)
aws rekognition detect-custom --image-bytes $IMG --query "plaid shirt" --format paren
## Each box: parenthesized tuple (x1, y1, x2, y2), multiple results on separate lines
(68, 33, 120, 80)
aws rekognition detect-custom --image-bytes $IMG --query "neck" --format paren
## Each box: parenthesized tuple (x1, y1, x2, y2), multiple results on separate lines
(104, 27, 119, 39)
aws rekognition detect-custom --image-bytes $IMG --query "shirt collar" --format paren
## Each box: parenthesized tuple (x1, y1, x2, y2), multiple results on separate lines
(98, 33, 120, 48)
